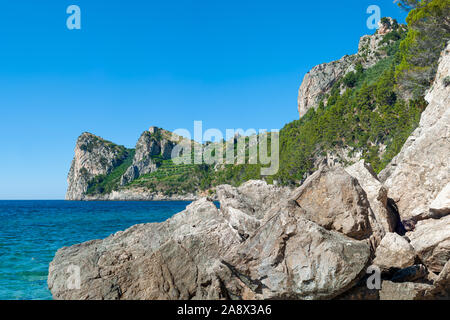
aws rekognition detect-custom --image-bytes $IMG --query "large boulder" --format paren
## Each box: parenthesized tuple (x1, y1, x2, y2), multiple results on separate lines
(373, 233, 416, 271)
(215, 210, 371, 300)
(216, 180, 291, 240)
(380, 44, 450, 221)
(48, 198, 242, 300)
(407, 215, 450, 273)
(290, 166, 373, 240)
(345, 160, 397, 235)
(50, 178, 373, 300)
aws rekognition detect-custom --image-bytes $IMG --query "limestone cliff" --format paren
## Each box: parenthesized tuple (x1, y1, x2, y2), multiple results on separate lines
(120, 127, 176, 186)
(66, 127, 193, 201)
(65, 133, 129, 200)
(298, 18, 404, 118)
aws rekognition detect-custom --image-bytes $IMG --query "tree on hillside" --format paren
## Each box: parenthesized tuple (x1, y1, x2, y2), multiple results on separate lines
(395, 0, 450, 98)
(396, 0, 425, 11)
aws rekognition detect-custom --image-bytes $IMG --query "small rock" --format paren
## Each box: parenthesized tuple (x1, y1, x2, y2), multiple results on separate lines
(380, 281, 434, 300)
(430, 183, 450, 218)
(408, 215, 450, 273)
(373, 233, 416, 270)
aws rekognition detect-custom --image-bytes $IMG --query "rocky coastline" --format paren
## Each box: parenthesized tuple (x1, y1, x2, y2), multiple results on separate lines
(49, 43, 450, 300)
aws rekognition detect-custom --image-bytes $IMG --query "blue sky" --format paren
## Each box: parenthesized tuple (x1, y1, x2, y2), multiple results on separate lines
(0, 0, 408, 199)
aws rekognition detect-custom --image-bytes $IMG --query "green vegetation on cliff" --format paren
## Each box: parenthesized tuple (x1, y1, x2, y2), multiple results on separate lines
(395, 0, 450, 97)
(86, 149, 135, 195)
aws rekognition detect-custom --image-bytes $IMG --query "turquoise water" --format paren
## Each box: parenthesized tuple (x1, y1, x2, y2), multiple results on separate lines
(0, 200, 192, 300)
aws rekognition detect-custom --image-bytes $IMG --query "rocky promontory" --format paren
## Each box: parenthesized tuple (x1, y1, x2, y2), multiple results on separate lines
(66, 127, 200, 201)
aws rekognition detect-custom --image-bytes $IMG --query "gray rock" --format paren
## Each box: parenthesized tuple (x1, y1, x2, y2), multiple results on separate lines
(407, 215, 450, 273)
(430, 183, 450, 217)
(380, 44, 450, 221)
(50, 178, 372, 300)
(380, 281, 435, 300)
(290, 166, 373, 240)
(373, 233, 416, 270)
(215, 210, 371, 300)
(345, 160, 397, 247)
(48, 198, 242, 300)
(216, 180, 292, 239)
(345, 161, 397, 234)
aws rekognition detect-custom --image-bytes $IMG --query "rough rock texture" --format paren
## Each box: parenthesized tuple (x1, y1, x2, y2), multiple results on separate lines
(50, 177, 372, 300)
(407, 215, 450, 273)
(434, 260, 450, 291)
(290, 166, 373, 240)
(216, 180, 291, 240)
(380, 44, 450, 221)
(120, 128, 175, 186)
(345, 160, 397, 235)
(215, 210, 371, 300)
(298, 19, 400, 118)
(430, 183, 450, 217)
(48, 198, 242, 300)
(66, 133, 128, 200)
(297, 54, 357, 118)
(380, 281, 434, 300)
(373, 233, 416, 270)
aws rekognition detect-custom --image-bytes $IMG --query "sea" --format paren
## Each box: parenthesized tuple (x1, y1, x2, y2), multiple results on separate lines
(0, 200, 192, 300)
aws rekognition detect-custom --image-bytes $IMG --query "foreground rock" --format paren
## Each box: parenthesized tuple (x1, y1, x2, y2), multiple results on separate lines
(216, 180, 291, 240)
(380, 44, 450, 221)
(430, 183, 450, 217)
(380, 281, 434, 300)
(290, 166, 373, 241)
(407, 215, 450, 273)
(48, 198, 242, 299)
(373, 233, 416, 271)
(215, 210, 371, 300)
(50, 179, 372, 300)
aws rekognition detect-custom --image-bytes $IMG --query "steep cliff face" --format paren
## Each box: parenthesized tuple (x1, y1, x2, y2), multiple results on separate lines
(65, 133, 129, 200)
(120, 127, 175, 186)
(298, 18, 403, 118)
(379, 43, 450, 222)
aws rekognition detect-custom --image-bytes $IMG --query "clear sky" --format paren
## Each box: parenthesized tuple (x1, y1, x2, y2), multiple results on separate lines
(0, 0, 408, 199)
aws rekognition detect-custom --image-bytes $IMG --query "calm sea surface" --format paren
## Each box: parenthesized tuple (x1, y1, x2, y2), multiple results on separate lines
(0, 200, 192, 300)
